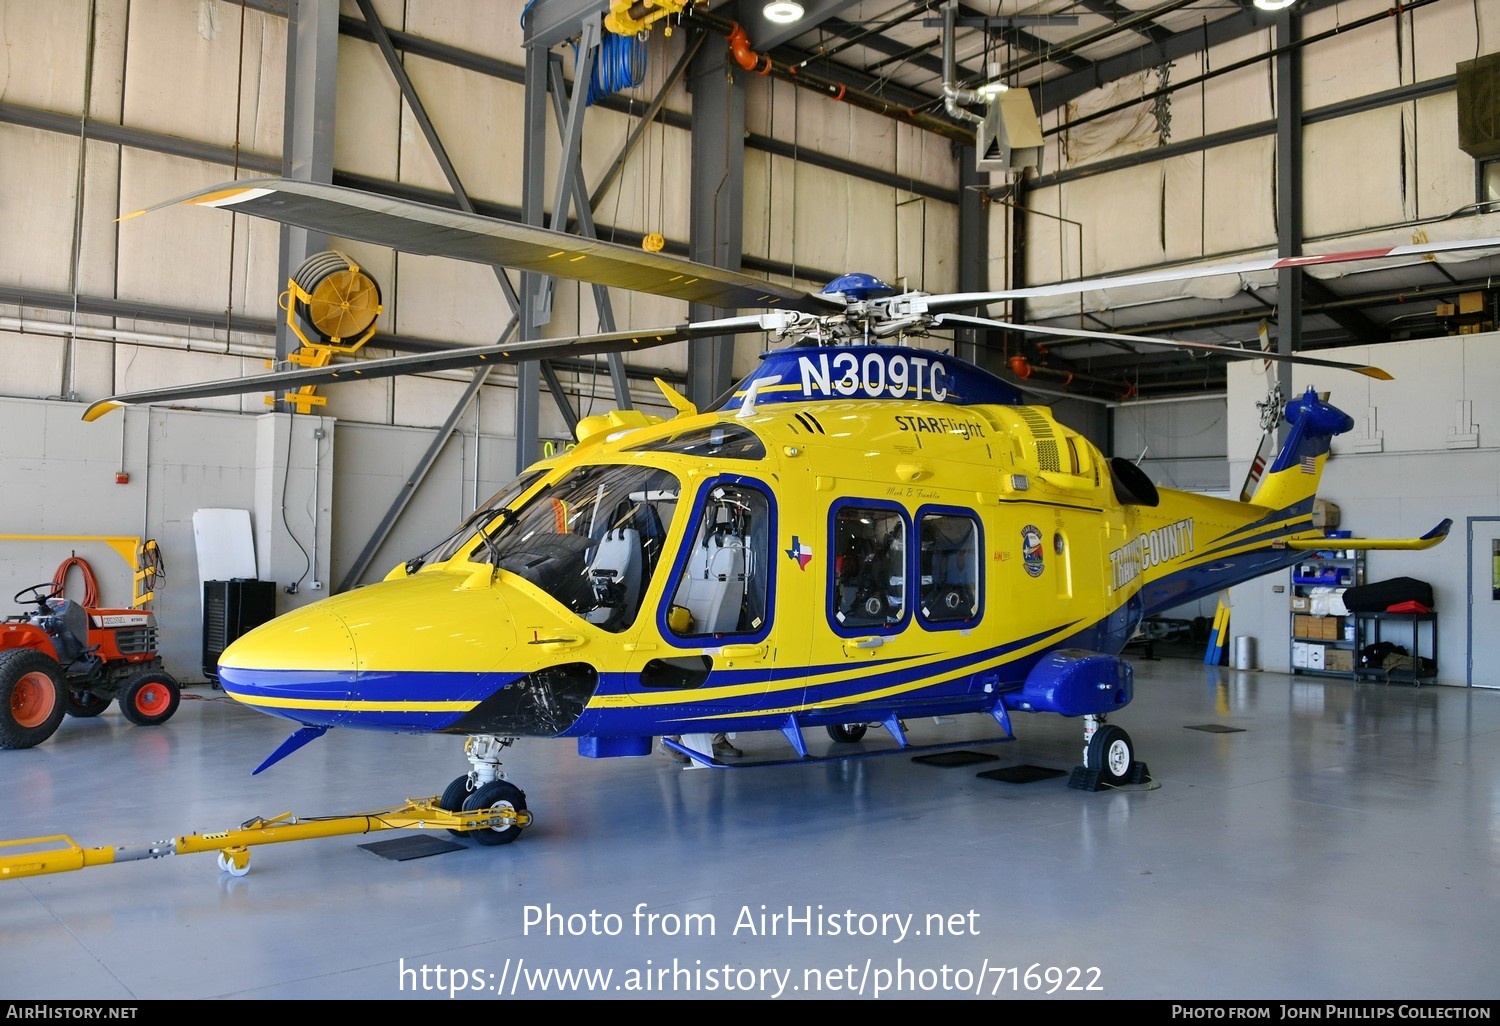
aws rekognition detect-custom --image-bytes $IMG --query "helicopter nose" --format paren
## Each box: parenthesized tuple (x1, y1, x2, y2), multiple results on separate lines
(212, 573, 528, 733)
(216, 603, 361, 725)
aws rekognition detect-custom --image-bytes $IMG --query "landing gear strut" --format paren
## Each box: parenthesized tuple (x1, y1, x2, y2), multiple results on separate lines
(1068, 714, 1149, 791)
(439, 734, 530, 846)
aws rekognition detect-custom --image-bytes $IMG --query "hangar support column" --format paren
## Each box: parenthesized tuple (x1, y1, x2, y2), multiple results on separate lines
(1273, 9, 1303, 442)
(274, 0, 339, 377)
(685, 36, 747, 407)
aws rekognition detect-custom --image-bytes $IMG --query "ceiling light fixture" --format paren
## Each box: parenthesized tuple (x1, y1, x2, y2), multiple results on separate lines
(763, 1, 805, 24)
(1253, 0, 1300, 10)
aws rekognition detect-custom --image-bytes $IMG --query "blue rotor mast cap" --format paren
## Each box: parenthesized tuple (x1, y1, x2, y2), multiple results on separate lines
(821, 273, 896, 302)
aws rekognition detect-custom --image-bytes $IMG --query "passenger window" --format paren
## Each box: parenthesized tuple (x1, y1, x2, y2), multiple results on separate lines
(831, 504, 907, 630)
(918, 511, 981, 625)
(667, 484, 770, 639)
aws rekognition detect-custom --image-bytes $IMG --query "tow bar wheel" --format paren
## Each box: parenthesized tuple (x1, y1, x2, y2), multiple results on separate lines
(0, 650, 68, 749)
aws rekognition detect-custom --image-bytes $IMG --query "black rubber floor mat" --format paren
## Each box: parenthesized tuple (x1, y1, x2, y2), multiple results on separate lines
(977, 764, 1067, 784)
(1185, 723, 1245, 733)
(359, 835, 467, 861)
(912, 750, 999, 767)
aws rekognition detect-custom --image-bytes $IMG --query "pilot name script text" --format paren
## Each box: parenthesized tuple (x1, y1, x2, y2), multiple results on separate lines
(522, 903, 978, 944)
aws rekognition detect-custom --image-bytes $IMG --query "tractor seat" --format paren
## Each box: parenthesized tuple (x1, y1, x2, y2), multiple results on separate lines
(45, 597, 91, 661)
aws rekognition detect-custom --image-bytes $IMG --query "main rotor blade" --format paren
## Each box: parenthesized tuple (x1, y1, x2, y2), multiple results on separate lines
(82, 315, 780, 421)
(126, 178, 833, 315)
(932, 314, 1395, 380)
(913, 235, 1500, 315)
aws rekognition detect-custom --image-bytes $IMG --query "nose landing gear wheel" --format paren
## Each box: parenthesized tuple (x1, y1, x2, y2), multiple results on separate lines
(460, 780, 528, 846)
(440, 774, 475, 839)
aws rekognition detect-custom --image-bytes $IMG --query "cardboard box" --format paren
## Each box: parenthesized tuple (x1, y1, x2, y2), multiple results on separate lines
(1436, 302, 1456, 317)
(1293, 614, 1315, 637)
(1311, 500, 1340, 529)
(1307, 644, 1326, 670)
(1292, 642, 1309, 668)
(1318, 616, 1342, 640)
(1459, 291, 1485, 314)
(1325, 648, 1354, 672)
(1290, 595, 1311, 612)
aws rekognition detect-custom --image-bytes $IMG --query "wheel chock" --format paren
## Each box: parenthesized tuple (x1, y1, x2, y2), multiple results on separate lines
(1068, 761, 1151, 792)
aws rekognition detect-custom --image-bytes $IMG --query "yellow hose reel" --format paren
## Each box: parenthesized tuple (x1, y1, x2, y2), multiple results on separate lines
(283, 250, 383, 354)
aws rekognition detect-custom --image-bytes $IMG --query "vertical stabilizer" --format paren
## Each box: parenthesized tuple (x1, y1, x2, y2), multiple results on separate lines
(1248, 388, 1354, 515)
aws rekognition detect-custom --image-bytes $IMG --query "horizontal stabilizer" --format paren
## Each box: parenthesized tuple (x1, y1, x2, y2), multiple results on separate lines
(1284, 519, 1452, 552)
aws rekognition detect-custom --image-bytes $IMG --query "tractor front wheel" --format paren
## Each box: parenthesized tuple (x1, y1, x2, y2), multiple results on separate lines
(119, 671, 181, 727)
(0, 650, 67, 749)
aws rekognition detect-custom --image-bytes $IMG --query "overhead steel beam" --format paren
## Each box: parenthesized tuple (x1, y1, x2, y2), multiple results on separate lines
(1030, 0, 1278, 115)
(523, 0, 610, 49)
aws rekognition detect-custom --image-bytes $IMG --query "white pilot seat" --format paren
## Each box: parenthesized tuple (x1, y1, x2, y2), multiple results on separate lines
(583, 528, 643, 628)
(671, 514, 747, 636)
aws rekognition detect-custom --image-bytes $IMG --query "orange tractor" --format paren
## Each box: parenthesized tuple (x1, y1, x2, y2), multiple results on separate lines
(1, 582, 180, 749)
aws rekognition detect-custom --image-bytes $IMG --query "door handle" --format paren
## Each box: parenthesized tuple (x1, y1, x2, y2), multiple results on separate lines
(711, 644, 766, 664)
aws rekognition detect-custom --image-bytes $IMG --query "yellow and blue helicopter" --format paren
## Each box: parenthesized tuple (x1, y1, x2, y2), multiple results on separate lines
(87, 180, 1485, 847)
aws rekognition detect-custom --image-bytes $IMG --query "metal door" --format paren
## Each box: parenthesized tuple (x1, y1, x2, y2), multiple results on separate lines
(1468, 517, 1500, 688)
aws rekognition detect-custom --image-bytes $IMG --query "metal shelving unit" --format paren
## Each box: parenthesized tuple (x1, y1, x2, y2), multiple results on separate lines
(1355, 611, 1438, 685)
(1289, 550, 1364, 679)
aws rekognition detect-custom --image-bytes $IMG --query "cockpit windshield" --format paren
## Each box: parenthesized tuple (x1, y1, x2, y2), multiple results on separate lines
(418, 470, 546, 568)
(472, 464, 681, 632)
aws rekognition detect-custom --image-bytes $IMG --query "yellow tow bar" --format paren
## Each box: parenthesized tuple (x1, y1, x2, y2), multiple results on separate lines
(0, 796, 533, 879)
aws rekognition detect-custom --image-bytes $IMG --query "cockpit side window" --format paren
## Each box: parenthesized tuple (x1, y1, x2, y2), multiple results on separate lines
(470, 464, 681, 632)
(665, 482, 772, 641)
(829, 501, 908, 634)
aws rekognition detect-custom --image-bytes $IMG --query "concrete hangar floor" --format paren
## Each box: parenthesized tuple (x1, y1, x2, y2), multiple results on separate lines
(3, 655, 1498, 1002)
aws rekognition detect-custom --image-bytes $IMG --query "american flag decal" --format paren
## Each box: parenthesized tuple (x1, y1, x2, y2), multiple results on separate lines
(1301, 455, 1317, 474)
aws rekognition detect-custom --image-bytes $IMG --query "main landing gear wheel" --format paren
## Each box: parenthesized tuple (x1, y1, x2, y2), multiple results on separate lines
(461, 779, 528, 846)
(1085, 724, 1135, 787)
(440, 775, 475, 838)
(0, 649, 67, 749)
(119, 671, 181, 726)
(67, 690, 112, 718)
(826, 722, 868, 743)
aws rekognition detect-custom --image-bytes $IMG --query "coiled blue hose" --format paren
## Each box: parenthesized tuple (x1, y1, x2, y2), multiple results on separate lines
(582, 30, 646, 106)
(521, 3, 646, 107)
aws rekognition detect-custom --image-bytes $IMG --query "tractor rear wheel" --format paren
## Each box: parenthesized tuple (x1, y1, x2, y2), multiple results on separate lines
(119, 671, 181, 727)
(0, 650, 68, 749)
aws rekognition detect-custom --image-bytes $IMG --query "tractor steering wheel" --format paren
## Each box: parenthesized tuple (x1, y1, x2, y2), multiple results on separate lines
(14, 582, 61, 614)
